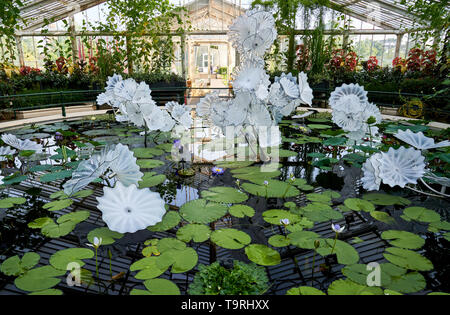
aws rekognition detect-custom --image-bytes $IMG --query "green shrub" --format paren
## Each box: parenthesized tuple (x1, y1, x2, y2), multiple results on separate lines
(188, 260, 269, 295)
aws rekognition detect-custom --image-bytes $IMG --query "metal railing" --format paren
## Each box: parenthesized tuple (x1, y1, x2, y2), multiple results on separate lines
(0, 86, 448, 120)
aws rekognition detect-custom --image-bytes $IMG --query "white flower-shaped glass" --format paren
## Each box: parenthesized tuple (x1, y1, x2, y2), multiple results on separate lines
(233, 62, 269, 93)
(228, 8, 276, 59)
(96, 182, 166, 233)
(361, 153, 382, 191)
(196, 92, 219, 117)
(329, 83, 368, 109)
(0, 146, 16, 161)
(394, 129, 450, 150)
(63, 151, 114, 196)
(1, 134, 43, 153)
(298, 72, 313, 106)
(105, 74, 123, 92)
(108, 143, 143, 187)
(377, 146, 426, 188)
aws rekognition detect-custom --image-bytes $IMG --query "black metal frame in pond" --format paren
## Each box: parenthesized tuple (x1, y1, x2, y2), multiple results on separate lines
(0, 87, 448, 122)
(0, 165, 417, 296)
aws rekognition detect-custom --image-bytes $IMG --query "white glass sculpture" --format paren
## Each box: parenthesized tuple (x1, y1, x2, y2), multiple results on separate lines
(0, 146, 17, 161)
(96, 182, 166, 233)
(1, 134, 43, 153)
(394, 129, 450, 150)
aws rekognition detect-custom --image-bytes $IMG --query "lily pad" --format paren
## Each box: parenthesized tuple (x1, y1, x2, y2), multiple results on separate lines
(176, 224, 211, 243)
(1, 252, 40, 276)
(137, 159, 165, 169)
(43, 199, 73, 212)
(179, 199, 228, 224)
(138, 172, 166, 188)
(328, 279, 382, 295)
(316, 239, 360, 265)
(201, 187, 248, 204)
(14, 266, 66, 292)
(210, 229, 251, 249)
(383, 247, 433, 271)
(286, 286, 326, 295)
(245, 244, 281, 266)
(401, 207, 440, 223)
(228, 204, 255, 218)
(381, 230, 425, 249)
(241, 180, 300, 198)
(344, 198, 375, 212)
(0, 197, 27, 209)
(49, 248, 94, 270)
(268, 235, 291, 247)
(130, 256, 166, 280)
(363, 193, 411, 206)
(87, 227, 123, 245)
(262, 209, 302, 225)
(148, 211, 181, 232)
(130, 278, 180, 295)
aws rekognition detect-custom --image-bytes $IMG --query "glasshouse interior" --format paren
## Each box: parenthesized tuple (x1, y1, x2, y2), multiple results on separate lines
(0, 0, 449, 297)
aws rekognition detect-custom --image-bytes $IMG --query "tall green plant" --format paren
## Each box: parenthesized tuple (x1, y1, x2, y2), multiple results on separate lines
(0, 0, 24, 64)
(81, 0, 188, 78)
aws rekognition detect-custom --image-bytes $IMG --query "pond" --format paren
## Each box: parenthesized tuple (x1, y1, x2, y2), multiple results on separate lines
(0, 113, 448, 295)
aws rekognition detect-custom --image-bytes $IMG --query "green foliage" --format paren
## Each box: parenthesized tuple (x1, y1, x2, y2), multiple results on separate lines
(188, 261, 269, 295)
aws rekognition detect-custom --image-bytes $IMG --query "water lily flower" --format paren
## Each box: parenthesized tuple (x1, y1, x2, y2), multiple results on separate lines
(280, 218, 290, 226)
(211, 166, 225, 175)
(96, 182, 166, 233)
(331, 223, 345, 233)
(86, 237, 102, 249)
(263, 180, 269, 186)
(55, 132, 63, 141)
(394, 129, 450, 150)
(1, 134, 43, 153)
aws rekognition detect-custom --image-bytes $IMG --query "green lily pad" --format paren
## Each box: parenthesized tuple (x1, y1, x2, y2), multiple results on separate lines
(0, 197, 27, 208)
(43, 199, 73, 211)
(328, 279, 382, 295)
(138, 172, 166, 188)
(241, 180, 299, 198)
(363, 193, 411, 206)
(130, 278, 180, 295)
(137, 159, 165, 169)
(262, 209, 302, 225)
(176, 224, 211, 243)
(148, 211, 181, 232)
(14, 266, 66, 292)
(381, 230, 425, 249)
(130, 256, 167, 280)
(49, 248, 94, 270)
(383, 247, 433, 271)
(286, 286, 326, 295)
(228, 204, 255, 218)
(201, 187, 248, 204)
(288, 231, 320, 249)
(133, 147, 163, 158)
(40, 170, 73, 183)
(210, 229, 251, 249)
(1, 252, 40, 276)
(268, 235, 291, 247)
(245, 244, 281, 266)
(385, 272, 426, 293)
(87, 227, 123, 245)
(370, 211, 396, 224)
(401, 207, 440, 223)
(317, 239, 360, 265)
(179, 199, 228, 224)
(344, 198, 375, 212)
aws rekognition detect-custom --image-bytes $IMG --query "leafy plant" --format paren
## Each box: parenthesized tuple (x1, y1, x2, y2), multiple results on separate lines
(188, 260, 269, 295)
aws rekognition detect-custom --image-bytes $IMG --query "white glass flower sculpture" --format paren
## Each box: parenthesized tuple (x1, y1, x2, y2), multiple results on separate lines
(362, 146, 426, 190)
(329, 83, 381, 139)
(0, 146, 16, 161)
(97, 75, 192, 135)
(195, 7, 313, 161)
(228, 7, 277, 60)
(361, 153, 383, 191)
(1, 134, 43, 153)
(108, 143, 143, 187)
(329, 83, 368, 109)
(394, 129, 450, 150)
(63, 153, 113, 196)
(0, 174, 4, 186)
(298, 72, 313, 106)
(232, 62, 270, 93)
(96, 182, 166, 233)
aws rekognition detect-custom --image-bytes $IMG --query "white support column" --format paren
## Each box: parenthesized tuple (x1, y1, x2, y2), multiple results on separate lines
(394, 33, 403, 58)
(15, 36, 25, 67)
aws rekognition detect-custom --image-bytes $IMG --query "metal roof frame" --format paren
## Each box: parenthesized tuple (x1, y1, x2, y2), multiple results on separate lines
(14, 0, 434, 34)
